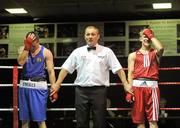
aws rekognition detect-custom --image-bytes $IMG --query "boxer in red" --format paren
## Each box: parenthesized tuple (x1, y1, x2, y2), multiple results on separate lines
(127, 27, 164, 128)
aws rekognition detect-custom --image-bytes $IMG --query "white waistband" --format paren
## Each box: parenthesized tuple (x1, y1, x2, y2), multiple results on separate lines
(19, 80, 48, 90)
(133, 79, 158, 87)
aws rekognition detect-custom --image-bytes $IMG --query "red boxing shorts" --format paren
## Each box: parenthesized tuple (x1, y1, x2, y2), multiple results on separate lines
(131, 79, 160, 124)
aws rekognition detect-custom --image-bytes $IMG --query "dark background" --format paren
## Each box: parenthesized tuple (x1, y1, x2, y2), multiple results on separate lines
(1, 0, 180, 127)
(1, 0, 180, 24)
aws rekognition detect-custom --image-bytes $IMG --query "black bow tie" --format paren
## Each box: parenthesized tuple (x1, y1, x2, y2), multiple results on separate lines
(87, 46, 96, 51)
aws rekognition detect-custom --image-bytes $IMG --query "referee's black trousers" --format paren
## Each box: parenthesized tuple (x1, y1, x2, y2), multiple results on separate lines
(75, 86, 107, 128)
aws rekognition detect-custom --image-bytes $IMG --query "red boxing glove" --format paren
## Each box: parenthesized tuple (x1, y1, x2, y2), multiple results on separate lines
(24, 39, 32, 51)
(50, 91, 58, 102)
(24, 33, 35, 51)
(143, 28, 154, 40)
(126, 93, 134, 103)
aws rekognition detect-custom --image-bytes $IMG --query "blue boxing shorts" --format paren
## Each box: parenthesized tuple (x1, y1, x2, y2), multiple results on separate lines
(19, 80, 48, 122)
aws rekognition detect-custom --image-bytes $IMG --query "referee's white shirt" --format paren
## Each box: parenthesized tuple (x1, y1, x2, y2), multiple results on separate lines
(62, 44, 123, 87)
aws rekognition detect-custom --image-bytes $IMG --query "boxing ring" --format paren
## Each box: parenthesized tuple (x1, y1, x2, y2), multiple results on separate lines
(0, 65, 180, 128)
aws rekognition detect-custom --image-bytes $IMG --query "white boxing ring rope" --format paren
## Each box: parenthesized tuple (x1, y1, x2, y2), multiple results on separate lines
(0, 65, 62, 69)
(0, 65, 180, 109)
(0, 65, 180, 111)
(0, 66, 129, 113)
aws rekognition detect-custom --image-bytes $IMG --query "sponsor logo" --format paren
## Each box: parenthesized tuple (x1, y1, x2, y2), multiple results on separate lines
(22, 82, 36, 87)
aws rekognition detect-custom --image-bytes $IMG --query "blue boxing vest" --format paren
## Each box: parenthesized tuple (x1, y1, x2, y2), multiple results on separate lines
(22, 46, 46, 79)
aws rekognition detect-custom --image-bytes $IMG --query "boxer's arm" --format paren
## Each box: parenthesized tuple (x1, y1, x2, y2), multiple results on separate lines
(126, 52, 136, 103)
(44, 48, 56, 86)
(17, 33, 36, 66)
(127, 52, 135, 86)
(45, 48, 58, 102)
(151, 37, 164, 57)
(143, 28, 164, 57)
(53, 68, 69, 91)
(117, 69, 133, 95)
(50, 68, 68, 102)
(17, 49, 29, 66)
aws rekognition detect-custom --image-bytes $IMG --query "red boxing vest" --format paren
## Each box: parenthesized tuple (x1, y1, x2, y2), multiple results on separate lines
(133, 49, 159, 80)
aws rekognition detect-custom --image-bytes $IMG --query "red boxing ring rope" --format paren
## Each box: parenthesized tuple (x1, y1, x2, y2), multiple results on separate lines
(13, 66, 18, 128)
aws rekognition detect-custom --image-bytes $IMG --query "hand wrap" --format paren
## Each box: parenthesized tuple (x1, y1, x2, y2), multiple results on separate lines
(125, 93, 134, 103)
(143, 28, 154, 40)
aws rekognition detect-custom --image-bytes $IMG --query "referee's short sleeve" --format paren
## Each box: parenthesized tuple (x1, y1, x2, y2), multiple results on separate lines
(61, 51, 76, 74)
(107, 49, 122, 74)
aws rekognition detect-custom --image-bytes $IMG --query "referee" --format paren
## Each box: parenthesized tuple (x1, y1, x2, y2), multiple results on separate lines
(51, 25, 132, 128)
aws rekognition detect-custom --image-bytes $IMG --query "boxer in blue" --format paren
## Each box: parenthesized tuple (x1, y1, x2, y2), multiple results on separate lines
(17, 31, 56, 128)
